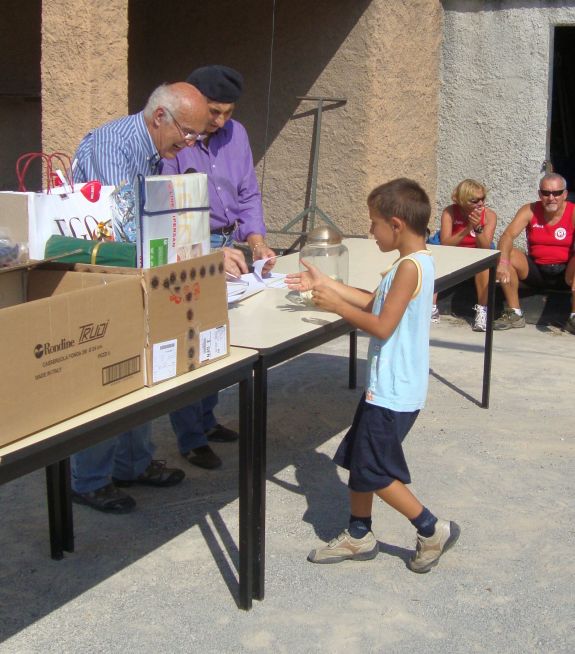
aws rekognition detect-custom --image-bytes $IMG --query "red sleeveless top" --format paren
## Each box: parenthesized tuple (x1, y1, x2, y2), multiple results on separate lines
(526, 201, 574, 265)
(451, 206, 486, 248)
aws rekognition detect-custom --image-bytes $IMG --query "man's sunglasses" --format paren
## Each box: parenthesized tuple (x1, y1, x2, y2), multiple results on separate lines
(539, 189, 565, 197)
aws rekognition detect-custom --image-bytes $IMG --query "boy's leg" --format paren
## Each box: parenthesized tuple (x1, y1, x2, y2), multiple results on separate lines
(375, 480, 459, 573)
(308, 490, 378, 564)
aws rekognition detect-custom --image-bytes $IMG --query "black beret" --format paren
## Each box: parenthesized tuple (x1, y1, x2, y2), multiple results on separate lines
(186, 65, 244, 103)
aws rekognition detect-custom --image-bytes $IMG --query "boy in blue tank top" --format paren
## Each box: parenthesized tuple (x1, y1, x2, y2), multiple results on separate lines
(287, 178, 460, 573)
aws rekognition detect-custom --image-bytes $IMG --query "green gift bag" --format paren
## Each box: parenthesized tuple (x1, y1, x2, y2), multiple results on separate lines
(44, 235, 137, 268)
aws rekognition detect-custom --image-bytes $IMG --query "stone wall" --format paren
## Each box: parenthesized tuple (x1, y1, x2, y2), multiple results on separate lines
(438, 1, 575, 239)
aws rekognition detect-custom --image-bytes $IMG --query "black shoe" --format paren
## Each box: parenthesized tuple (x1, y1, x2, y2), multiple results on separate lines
(112, 460, 186, 488)
(205, 424, 239, 443)
(183, 445, 222, 469)
(71, 483, 136, 514)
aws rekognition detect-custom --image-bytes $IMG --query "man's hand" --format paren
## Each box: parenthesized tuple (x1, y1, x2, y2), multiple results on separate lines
(252, 244, 277, 274)
(223, 247, 248, 277)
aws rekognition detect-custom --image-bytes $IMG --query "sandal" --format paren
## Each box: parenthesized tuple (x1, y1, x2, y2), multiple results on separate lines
(71, 483, 136, 514)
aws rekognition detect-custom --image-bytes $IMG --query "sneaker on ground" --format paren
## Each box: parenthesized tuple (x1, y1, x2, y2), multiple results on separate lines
(183, 445, 222, 469)
(565, 315, 575, 335)
(472, 304, 487, 332)
(493, 308, 525, 330)
(408, 518, 460, 573)
(308, 529, 378, 564)
(71, 483, 136, 514)
(205, 423, 239, 443)
(113, 460, 185, 487)
(430, 305, 440, 323)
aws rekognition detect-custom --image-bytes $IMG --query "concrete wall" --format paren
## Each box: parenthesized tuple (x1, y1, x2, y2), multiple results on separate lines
(438, 1, 575, 239)
(41, 0, 129, 168)
(8, 1, 442, 246)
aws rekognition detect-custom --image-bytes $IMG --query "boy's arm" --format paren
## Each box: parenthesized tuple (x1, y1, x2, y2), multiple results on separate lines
(312, 259, 419, 339)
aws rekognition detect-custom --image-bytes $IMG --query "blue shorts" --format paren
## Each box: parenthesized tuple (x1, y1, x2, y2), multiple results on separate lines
(334, 395, 419, 492)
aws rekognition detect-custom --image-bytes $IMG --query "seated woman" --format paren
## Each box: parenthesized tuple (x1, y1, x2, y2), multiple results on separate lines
(439, 179, 497, 331)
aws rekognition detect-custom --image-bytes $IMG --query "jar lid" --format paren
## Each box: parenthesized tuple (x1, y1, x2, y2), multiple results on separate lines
(305, 226, 343, 246)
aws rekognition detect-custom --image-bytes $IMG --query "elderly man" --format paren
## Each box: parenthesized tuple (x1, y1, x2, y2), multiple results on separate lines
(162, 65, 274, 470)
(71, 82, 210, 512)
(494, 173, 575, 331)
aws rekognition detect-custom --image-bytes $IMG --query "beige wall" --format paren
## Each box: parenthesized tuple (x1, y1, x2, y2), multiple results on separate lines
(32, 0, 442, 242)
(41, 0, 129, 165)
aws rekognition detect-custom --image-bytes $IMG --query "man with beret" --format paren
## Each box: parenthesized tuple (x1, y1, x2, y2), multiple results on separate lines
(162, 65, 275, 470)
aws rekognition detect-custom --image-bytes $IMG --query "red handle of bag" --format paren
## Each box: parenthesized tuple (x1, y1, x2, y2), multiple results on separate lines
(15, 151, 74, 192)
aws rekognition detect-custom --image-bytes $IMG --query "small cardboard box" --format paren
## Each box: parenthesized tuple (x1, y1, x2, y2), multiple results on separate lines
(0, 265, 146, 448)
(70, 250, 230, 385)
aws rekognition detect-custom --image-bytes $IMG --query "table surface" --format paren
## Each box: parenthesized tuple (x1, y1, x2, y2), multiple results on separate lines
(228, 239, 499, 350)
(0, 347, 258, 465)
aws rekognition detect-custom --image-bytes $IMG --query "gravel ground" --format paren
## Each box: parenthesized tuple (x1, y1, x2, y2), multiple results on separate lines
(0, 318, 573, 653)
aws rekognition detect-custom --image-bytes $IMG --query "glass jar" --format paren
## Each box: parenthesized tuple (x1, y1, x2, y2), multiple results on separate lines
(298, 226, 348, 304)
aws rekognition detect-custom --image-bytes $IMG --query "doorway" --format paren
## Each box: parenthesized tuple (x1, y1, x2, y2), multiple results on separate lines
(550, 26, 575, 193)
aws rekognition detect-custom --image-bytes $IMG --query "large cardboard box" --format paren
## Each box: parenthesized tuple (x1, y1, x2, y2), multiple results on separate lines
(0, 265, 146, 447)
(70, 250, 230, 385)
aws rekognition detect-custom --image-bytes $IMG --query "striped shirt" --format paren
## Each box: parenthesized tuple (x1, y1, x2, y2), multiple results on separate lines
(73, 111, 160, 186)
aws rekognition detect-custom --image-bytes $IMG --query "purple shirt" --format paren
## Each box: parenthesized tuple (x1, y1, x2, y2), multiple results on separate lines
(160, 119, 265, 242)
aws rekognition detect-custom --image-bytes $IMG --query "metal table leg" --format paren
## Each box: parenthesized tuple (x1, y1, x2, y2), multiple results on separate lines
(252, 357, 267, 601)
(46, 458, 74, 560)
(238, 374, 254, 610)
(349, 330, 357, 389)
(482, 264, 497, 408)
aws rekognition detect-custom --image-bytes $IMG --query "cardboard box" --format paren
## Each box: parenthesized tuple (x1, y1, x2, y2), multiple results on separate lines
(0, 265, 146, 447)
(70, 250, 230, 385)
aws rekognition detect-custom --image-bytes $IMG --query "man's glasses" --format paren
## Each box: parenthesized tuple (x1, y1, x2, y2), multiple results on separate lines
(469, 196, 485, 204)
(164, 108, 205, 142)
(539, 189, 565, 197)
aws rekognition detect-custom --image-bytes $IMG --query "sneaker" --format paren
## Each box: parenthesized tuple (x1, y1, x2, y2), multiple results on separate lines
(430, 305, 440, 323)
(408, 519, 460, 573)
(493, 308, 525, 330)
(113, 460, 185, 487)
(565, 315, 575, 335)
(183, 445, 222, 470)
(205, 423, 239, 443)
(307, 529, 378, 564)
(472, 304, 487, 332)
(71, 483, 136, 514)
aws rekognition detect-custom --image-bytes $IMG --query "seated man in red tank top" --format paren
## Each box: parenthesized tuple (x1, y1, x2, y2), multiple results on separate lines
(495, 173, 575, 331)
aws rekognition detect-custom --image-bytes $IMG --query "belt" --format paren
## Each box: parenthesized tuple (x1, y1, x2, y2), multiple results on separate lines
(212, 222, 237, 236)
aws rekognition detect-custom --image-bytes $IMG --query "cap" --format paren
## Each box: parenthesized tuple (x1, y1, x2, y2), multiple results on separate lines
(186, 65, 243, 103)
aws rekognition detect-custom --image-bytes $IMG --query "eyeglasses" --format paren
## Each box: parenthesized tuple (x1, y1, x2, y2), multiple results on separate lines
(539, 189, 565, 197)
(469, 196, 485, 204)
(164, 108, 205, 142)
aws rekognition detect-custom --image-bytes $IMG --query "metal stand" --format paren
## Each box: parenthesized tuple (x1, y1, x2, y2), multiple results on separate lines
(269, 96, 346, 249)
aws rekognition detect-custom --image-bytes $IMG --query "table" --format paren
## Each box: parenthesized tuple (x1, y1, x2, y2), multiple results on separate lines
(0, 347, 259, 610)
(229, 238, 500, 601)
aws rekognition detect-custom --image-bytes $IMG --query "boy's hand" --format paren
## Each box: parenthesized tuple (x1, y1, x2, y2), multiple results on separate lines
(312, 285, 343, 313)
(285, 259, 327, 291)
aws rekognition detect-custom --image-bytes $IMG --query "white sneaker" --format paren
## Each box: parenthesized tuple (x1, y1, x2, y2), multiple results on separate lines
(408, 519, 460, 573)
(472, 304, 487, 332)
(431, 305, 440, 323)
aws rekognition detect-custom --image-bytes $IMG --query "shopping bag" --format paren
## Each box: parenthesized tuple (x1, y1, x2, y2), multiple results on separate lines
(1, 152, 136, 259)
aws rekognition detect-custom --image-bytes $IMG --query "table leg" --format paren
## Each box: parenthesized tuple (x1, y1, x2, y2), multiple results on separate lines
(46, 458, 74, 560)
(252, 358, 267, 601)
(349, 330, 357, 389)
(238, 374, 254, 610)
(482, 264, 497, 408)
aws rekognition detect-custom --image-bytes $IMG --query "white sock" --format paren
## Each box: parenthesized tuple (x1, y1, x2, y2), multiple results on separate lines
(570, 312, 575, 319)
(512, 308, 523, 316)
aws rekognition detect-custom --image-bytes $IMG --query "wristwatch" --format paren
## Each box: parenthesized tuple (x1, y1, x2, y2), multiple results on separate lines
(474, 225, 484, 234)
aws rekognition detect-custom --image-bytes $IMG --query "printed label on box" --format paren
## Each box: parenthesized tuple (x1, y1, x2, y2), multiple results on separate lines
(152, 339, 177, 383)
(149, 238, 169, 267)
(199, 325, 228, 363)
